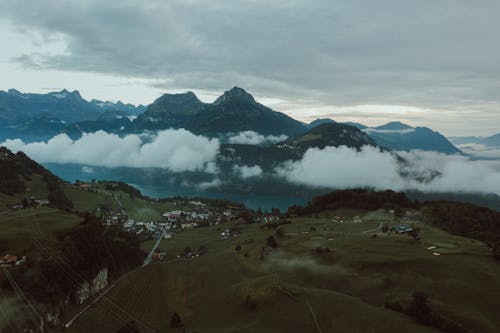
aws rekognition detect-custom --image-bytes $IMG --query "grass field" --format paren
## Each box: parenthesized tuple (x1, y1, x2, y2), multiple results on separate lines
(0, 207, 80, 255)
(67, 208, 500, 333)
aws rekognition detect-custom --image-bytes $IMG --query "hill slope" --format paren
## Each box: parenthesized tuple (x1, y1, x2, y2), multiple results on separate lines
(365, 122, 461, 154)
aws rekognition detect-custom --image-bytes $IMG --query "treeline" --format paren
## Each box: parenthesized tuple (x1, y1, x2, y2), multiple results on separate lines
(6, 214, 145, 305)
(287, 189, 415, 216)
(99, 180, 147, 199)
(385, 291, 472, 333)
(422, 201, 500, 247)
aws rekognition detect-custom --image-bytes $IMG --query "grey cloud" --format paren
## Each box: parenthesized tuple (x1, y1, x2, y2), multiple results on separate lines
(2, 0, 500, 112)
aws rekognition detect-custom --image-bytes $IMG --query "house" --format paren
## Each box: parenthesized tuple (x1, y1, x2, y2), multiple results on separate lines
(0, 254, 19, 269)
(352, 216, 362, 223)
(390, 224, 413, 234)
(181, 222, 198, 229)
(332, 216, 344, 223)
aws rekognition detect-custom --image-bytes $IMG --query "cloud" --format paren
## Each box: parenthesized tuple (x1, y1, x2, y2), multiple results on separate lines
(196, 178, 222, 190)
(275, 145, 500, 195)
(457, 143, 500, 159)
(233, 165, 264, 179)
(81, 166, 94, 173)
(2, 0, 500, 118)
(227, 131, 288, 145)
(2, 129, 219, 172)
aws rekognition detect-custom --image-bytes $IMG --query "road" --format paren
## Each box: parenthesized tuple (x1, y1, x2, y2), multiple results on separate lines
(143, 232, 164, 267)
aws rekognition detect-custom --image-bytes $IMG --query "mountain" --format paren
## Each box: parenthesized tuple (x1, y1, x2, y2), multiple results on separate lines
(450, 133, 500, 147)
(130, 91, 204, 131)
(186, 87, 307, 136)
(344, 122, 368, 130)
(90, 99, 146, 116)
(284, 123, 376, 151)
(62, 110, 132, 139)
(218, 123, 377, 171)
(0, 89, 104, 125)
(364, 122, 461, 154)
(0, 114, 67, 142)
(307, 118, 335, 129)
(374, 121, 413, 131)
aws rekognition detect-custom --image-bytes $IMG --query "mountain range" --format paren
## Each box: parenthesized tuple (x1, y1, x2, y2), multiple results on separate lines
(306, 119, 460, 154)
(0, 87, 461, 154)
(449, 133, 500, 147)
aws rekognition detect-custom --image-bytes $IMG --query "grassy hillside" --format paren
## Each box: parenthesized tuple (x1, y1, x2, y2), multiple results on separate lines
(68, 208, 500, 333)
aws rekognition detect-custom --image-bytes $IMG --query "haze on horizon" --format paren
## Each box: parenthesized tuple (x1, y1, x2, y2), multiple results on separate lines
(1, 0, 500, 136)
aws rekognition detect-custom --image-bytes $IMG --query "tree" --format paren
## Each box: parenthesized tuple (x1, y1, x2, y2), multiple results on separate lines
(235, 244, 242, 252)
(267, 236, 278, 248)
(169, 312, 183, 328)
(246, 295, 258, 311)
(117, 321, 140, 333)
(407, 291, 433, 325)
(275, 226, 285, 238)
(407, 227, 421, 240)
(493, 242, 500, 260)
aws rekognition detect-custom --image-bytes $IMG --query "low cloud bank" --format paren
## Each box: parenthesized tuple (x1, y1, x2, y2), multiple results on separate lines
(2, 131, 500, 196)
(227, 131, 287, 145)
(275, 146, 500, 195)
(2, 129, 219, 173)
(457, 143, 500, 159)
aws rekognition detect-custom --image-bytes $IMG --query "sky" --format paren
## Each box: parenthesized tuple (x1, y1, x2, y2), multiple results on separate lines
(1, 0, 500, 136)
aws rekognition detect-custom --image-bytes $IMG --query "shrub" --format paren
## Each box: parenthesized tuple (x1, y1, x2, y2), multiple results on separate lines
(169, 312, 183, 328)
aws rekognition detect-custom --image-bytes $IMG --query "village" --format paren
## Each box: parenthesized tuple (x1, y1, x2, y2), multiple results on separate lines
(97, 196, 281, 243)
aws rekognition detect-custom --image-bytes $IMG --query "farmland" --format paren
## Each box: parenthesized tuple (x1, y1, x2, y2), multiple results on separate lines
(67, 208, 500, 333)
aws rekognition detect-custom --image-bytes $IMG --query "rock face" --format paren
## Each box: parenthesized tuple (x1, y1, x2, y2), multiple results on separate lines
(75, 267, 109, 304)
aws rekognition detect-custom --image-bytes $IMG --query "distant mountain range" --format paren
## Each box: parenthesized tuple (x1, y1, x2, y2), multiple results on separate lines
(449, 133, 500, 147)
(0, 87, 462, 154)
(0, 89, 145, 141)
(305, 119, 461, 154)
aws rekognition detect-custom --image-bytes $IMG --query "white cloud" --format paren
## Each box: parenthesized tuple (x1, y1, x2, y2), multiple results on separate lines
(227, 131, 287, 145)
(275, 145, 500, 195)
(81, 166, 94, 173)
(196, 178, 222, 190)
(2, 129, 219, 173)
(457, 143, 500, 159)
(233, 165, 263, 179)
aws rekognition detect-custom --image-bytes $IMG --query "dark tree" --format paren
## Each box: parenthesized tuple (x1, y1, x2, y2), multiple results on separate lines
(407, 227, 421, 240)
(275, 226, 285, 238)
(267, 236, 278, 248)
(117, 321, 140, 333)
(493, 242, 500, 260)
(169, 312, 183, 328)
(407, 291, 433, 325)
(235, 244, 242, 252)
(246, 295, 258, 311)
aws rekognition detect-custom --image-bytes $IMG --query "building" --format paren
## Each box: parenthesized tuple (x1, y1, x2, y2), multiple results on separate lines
(0, 254, 19, 269)
(390, 224, 414, 234)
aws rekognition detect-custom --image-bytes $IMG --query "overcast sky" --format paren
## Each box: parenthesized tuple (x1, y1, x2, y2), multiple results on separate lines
(1, 0, 500, 136)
